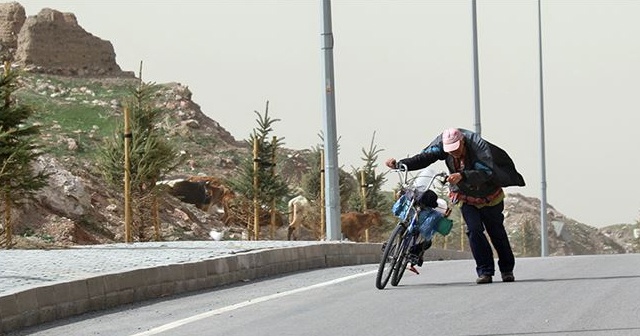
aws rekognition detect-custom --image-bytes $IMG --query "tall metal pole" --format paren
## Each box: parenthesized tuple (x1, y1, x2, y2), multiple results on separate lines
(471, 0, 482, 135)
(537, 0, 549, 256)
(320, 0, 341, 240)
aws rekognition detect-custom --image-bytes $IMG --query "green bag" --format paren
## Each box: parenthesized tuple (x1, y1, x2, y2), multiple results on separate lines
(436, 218, 453, 236)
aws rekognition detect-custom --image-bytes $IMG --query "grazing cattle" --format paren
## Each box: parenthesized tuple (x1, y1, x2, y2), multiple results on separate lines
(287, 195, 311, 240)
(340, 210, 382, 242)
(186, 176, 235, 214)
(157, 176, 234, 214)
(222, 198, 287, 235)
(160, 179, 211, 210)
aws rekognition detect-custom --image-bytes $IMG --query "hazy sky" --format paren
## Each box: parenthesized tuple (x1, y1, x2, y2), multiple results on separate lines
(17, 1, 640, 227)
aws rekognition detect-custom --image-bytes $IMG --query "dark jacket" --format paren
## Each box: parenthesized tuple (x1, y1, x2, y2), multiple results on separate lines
(397, 129, 525, 199)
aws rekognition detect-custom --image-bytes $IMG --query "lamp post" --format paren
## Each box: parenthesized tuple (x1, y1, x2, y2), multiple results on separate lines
(537, 0, 549, 257)
(320, 0, 341, 240)
(471, 0, 482, 135)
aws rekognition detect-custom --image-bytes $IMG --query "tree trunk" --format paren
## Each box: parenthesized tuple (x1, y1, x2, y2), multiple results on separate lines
(3, 192, 12, 249)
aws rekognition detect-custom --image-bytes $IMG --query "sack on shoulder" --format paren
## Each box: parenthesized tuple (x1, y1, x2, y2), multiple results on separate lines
(488, 142, 525, 187)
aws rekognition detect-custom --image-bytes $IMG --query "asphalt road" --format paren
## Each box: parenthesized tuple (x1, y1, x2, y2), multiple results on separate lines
(10, 254, 640, 336)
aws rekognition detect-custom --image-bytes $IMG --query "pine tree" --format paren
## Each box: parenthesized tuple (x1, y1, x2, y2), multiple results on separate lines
(227, 102, 289, 238)
(300, 135, 357, 212)
(0, 65, 49, 248)
(300, 146, 323, 201)
(349, 131, 389, 212)
(97, 81, 181, 241)
(633, 213, 640, 252)
(523, 219, 541, 256)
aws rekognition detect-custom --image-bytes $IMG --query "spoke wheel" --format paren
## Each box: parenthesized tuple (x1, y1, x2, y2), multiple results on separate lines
(391, 233, 415, 286)
(375, 224, 405, 289)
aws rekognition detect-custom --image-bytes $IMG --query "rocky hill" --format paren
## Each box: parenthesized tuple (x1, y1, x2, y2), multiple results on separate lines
(0, 2, 132, 77)
(8, 75, 251, 247)
(503, 193, 632, 256)
(0, 2, 637, 254)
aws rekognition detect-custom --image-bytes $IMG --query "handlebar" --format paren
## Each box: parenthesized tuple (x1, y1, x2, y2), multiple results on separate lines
(391, 167, 454, 216)
(392, 164, 448, 190)
(433, 171, 449, 184)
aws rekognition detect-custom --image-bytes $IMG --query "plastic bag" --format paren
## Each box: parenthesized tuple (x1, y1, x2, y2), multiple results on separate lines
(392, 194, 411, 219)
(416, 208, 442, 240)
(435, 217, 453, 236)
(392, 194, 452, 239)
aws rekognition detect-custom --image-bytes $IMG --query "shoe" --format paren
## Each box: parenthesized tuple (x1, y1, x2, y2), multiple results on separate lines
(409, 240, 431, 267)
(476, 274, 493, 284)
(422, 239, 432, 251)
(409, 240, 431, 255)
(408, 253, 423, 267)
(501, 272, 515, 282)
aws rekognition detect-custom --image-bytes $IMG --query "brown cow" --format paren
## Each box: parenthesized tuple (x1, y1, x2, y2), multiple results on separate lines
(158, 176, 234, 216)
(185, 176, 235, 215)
(340, 210, 382, 242)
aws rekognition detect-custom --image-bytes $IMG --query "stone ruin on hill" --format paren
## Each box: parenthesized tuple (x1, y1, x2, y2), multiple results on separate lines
(0, 1, 133, 77)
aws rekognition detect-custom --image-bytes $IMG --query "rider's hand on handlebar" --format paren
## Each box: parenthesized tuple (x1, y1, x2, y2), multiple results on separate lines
(385, 158, 397, 169)
(447, 172, 463, 185)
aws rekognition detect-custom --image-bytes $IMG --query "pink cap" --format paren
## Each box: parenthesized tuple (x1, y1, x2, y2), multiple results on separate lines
(442, 128, 462, 152)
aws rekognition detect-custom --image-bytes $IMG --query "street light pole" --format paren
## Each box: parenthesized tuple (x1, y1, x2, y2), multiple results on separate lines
(320, 0, 341, 240)
(537, 0, 549, 257)
(471, 0, 482, 135)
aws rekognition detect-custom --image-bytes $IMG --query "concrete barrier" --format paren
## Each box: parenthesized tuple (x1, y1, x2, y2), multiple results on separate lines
(0, 242, 470, 333)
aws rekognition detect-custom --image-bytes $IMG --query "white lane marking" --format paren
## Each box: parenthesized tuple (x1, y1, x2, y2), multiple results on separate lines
(130, 270, 377, 336)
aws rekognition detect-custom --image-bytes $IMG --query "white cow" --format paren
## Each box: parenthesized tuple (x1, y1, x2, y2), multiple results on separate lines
(287, 195, 310, 240)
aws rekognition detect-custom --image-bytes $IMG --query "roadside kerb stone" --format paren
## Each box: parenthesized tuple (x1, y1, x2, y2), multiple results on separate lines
(0, 241, 371, 333)
(0, 241, 471, 334)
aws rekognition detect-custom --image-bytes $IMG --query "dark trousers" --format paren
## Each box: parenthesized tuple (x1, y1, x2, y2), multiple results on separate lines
(461, 200, 515, 276)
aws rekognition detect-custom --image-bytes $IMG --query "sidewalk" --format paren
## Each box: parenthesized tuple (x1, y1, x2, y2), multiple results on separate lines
(0, 240, 388, 334)
(0, 240, 471, 334)
(0, 240, 323, 296)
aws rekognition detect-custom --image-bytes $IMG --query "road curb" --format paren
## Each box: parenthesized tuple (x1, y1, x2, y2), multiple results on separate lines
(0, 242, 470, 333)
